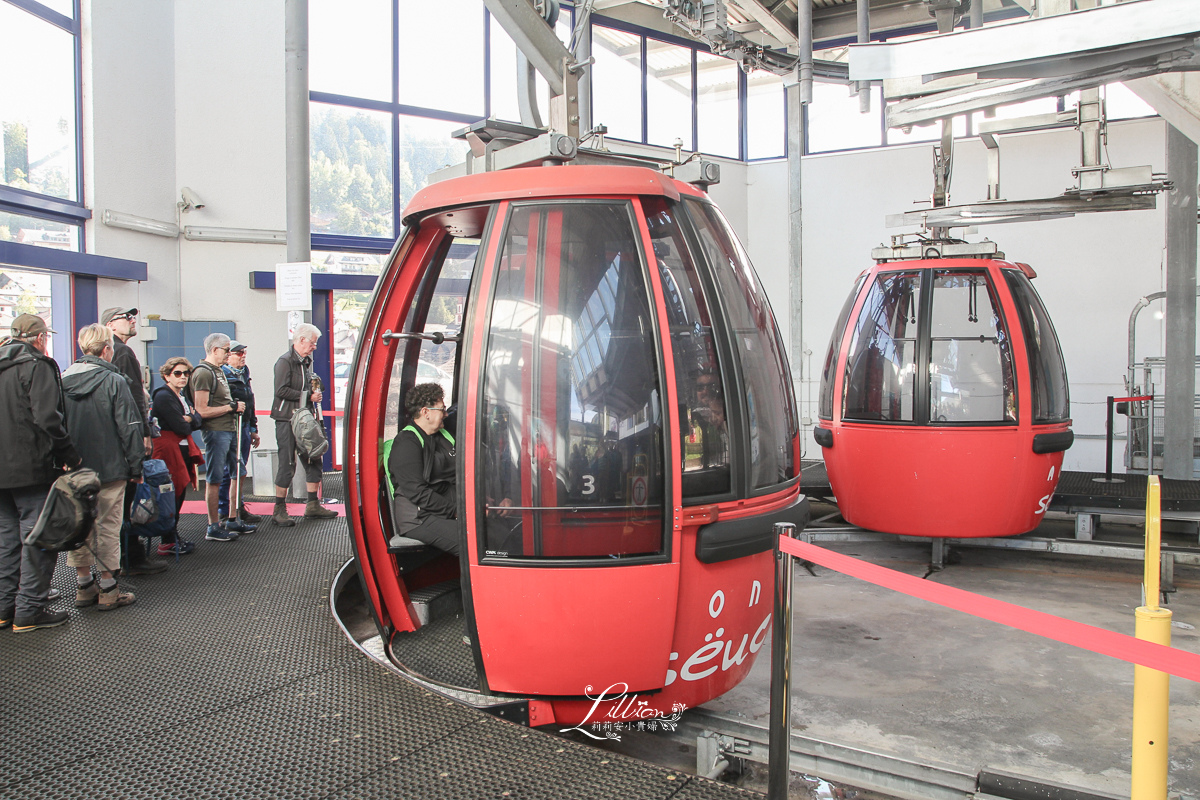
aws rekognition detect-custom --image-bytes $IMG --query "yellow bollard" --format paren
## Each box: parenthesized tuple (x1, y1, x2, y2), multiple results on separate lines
(1131, 475, 1171, 800)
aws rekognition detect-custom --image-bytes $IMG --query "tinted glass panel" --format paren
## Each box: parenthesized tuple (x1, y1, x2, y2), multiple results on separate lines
(311, 103, 394, 237)
(928, 270, 1016, 424)
(843, 272, 920, 422)
(480, 202, 665, 559)
(819, 275, 865, 420)
(685, 200, 797, 490)
(1004, 270, 1070, 423)
(644, 197, 729, 499)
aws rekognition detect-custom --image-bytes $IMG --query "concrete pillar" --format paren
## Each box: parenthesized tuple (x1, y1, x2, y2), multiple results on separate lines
(1164, 124, 1197, 480)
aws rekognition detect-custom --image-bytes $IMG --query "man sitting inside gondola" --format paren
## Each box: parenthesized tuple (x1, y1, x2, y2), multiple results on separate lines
(384, 383, 459, 554)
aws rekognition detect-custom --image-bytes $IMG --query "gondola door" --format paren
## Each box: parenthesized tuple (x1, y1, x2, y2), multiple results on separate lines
(463, 200, 681, 697)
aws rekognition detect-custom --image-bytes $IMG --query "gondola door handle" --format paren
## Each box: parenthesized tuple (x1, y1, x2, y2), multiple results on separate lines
(380, 329, 462, 344)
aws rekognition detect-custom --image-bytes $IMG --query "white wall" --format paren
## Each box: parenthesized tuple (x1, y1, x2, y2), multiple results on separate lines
(745, 116, 1170, 470)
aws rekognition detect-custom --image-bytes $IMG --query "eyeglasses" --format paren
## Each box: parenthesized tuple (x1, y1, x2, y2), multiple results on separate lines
(425, 406, 446, 415)
(112, 314, 135, 322)
(171, 369, 191, 377)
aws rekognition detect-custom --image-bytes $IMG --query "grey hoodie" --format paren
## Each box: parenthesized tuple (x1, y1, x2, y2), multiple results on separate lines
(62, 355, 144, 484)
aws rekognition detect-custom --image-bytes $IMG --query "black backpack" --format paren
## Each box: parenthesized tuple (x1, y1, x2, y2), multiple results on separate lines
(24, 468, 102, 552)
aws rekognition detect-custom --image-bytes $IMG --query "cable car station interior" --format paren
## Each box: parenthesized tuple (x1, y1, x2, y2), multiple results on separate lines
(3, 1, 1200, 799)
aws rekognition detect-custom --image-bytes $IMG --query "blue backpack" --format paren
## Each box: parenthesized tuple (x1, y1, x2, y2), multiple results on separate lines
(130, 458, 176, 537)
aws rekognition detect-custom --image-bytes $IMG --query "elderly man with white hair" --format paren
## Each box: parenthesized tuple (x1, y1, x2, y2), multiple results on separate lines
(270, 323, 337, 526)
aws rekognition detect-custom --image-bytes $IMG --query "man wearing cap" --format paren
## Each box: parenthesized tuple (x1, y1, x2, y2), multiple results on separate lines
(102, 307, 166, 575)
(0, 314, 83, 633)
(217, 340, 260, 532)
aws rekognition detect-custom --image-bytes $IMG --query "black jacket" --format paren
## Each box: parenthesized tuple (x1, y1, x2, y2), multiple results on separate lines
(271, 348, 315, 422)
(0, 338, 81, 488)
(152, 386, 201, 439)
(111, 336, 150, 437)
(387, 425, 457, 535)
(224, 365, 257, 431)
(61, 356, 144, 484)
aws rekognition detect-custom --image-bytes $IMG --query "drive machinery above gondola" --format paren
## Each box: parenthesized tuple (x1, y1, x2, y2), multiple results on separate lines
(342, 163, 808, 726)
(813, 241, 1073, 538)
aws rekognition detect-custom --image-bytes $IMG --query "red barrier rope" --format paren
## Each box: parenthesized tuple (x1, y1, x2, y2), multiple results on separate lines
(778, 537, 1200, 683)
(1113, 395, 1153, 403)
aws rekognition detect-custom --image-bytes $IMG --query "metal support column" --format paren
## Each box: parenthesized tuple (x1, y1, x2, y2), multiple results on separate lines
(284, 0, 312, 321)
(786, 77, 805, 422)
(1164, 125, 1197, 479)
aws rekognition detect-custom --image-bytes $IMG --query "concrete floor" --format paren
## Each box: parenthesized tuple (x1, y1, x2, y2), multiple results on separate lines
(703, 528, 1200, 799)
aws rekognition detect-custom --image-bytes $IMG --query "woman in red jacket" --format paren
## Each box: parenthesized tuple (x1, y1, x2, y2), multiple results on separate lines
(151, 357, 204, 555)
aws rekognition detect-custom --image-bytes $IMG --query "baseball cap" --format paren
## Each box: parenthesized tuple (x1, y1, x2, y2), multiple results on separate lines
(229, 340, 247, 353)
(11, 314, 56, 339)
(100, 307, 138, 324)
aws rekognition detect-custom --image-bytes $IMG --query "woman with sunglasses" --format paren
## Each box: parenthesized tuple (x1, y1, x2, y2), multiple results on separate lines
(151, 357, 204, 555)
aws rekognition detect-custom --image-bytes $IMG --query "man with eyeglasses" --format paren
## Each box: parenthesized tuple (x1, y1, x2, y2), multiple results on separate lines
(102, 306, 165, 575)
(0, 314, 83, 632)
(384, 383, 459, 554)
(191, 333, 250, 542)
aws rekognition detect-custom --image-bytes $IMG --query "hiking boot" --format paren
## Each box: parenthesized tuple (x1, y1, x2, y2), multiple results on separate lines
(304, 500, 338, 519)
(47, 588, 62, 602)
(12, 608, 69, 633)
(205, 523, 238, 542)
(124, 557, 168, 576)
(0, 608, 12, 629)
(223, 518, 257, 534)
(97, 584, 135, 611)
(272, 502, 295, 527)
(75, 579, 100, 608)
(239, 504, 262, 523)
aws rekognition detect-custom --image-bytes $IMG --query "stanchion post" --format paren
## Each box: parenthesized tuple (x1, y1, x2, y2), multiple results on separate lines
(1131, 475, 1171, 800)
(769, 522, 798, 800)
(1105, 396, 1115, 481)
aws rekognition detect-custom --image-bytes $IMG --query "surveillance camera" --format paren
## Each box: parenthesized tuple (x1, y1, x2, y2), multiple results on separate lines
(179, 186, 205, 212)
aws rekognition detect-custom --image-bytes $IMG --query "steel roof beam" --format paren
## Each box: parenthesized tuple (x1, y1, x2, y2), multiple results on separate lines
(849, 0, 1200, 82)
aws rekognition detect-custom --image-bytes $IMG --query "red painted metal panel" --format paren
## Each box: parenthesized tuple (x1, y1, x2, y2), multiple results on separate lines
(403, 166, 705, 223)
(470, 562, 681, 695)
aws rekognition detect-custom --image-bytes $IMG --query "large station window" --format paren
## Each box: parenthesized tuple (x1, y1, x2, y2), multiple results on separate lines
(479, 202, 665, 560)
(0, 2, 78, 203)
(0, 265, 71, 367)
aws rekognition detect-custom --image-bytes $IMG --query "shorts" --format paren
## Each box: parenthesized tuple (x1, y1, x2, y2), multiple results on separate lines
(202, 429, 239, 486)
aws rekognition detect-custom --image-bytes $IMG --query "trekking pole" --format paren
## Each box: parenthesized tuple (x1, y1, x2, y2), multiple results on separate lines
(234, 409, 243, 513)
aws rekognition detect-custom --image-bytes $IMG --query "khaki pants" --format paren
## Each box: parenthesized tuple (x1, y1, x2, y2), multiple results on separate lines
(67, 481, 126, 572)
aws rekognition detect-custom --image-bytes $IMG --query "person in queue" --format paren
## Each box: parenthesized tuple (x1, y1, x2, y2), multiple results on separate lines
(270, 323, 336, 526)
(0, 314, 82, 633)
(387, 383, 459, 554)
(102, 306, 166, 575)
(190, 333, 247, 543)
(151, 357, 204, 555)
(61, 324, 143, 611)
(217, 340, 260, 531)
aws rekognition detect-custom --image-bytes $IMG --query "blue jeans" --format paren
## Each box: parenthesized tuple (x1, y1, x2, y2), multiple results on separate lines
(0, 484, 57, 618)
(218, 426, 253, 518)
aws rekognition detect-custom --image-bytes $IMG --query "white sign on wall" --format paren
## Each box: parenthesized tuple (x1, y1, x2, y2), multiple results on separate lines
(276, 261, 312, 311)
